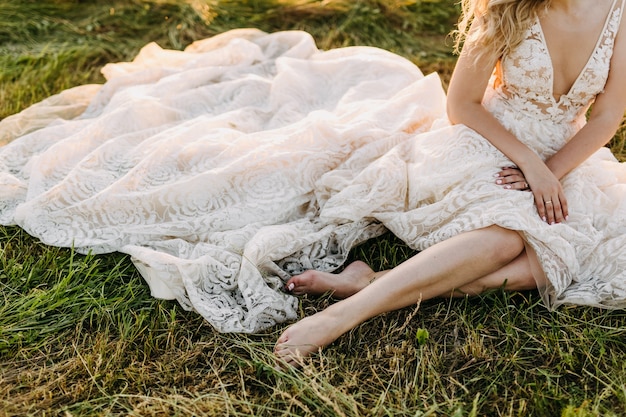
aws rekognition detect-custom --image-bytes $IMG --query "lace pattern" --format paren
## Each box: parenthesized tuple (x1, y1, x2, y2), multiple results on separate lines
(484, 0, 624, 158)
(1, 2, 626, 332)
(0, 30, 445, 332)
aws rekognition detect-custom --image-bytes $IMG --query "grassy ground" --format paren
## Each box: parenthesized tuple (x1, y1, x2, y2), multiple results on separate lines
(1, 1, 626, 416)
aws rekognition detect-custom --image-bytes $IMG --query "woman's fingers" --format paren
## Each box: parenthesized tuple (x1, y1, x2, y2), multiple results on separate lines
(537, 194, 568, 224)
(495, 167, 530, 191)
(560, 191, 569, 220)
(497, 166, 569, 224)
(496, 178, 528, 190)
(543, 198, 557, 224)
(534, 194, 553, 224)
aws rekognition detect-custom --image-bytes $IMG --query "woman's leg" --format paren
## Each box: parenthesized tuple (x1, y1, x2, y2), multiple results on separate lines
(285, 240, 534, 299)
(274, 225, 531, 366)
(448, 250, 536, 297)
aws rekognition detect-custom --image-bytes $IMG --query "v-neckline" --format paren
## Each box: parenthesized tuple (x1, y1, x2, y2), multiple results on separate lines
(535, 0, 618, 103)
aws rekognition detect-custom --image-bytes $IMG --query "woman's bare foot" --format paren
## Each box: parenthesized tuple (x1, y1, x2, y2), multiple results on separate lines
(274, 309, 348, 368)
(284, 260, 376, 298)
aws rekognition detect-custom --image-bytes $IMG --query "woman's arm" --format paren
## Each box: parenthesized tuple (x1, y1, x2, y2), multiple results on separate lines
(447, 37, 569, 224)
(447, 45, 541, 170)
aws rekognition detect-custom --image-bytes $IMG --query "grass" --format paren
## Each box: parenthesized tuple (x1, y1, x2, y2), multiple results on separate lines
(1, 0, 626, 416)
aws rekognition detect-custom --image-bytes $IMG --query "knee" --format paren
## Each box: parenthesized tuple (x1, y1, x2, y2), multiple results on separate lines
(483, 225, 524, 266)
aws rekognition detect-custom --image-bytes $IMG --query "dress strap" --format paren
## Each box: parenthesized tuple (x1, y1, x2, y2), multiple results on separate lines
(602, 0, 624, 45)
(615, 0, 625, 26)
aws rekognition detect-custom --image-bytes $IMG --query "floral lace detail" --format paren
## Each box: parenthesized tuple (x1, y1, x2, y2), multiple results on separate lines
(486, 0, 623, 126)
(0, 30, 446, 333)
(1, 6, 626, 333)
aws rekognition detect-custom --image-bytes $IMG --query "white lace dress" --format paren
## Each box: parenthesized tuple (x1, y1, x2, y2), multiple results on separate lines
(1, 1, 625, 332)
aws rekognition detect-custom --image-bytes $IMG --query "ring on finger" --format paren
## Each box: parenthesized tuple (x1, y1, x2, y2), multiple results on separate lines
(545, 200, 553, 205)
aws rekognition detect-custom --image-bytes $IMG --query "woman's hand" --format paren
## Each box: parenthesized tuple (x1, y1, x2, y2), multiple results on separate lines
(496, 165, 568, 224)
(495, 166, 530, 191)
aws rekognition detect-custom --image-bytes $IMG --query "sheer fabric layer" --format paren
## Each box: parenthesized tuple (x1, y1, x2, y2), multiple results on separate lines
(2, 6, 626, 333)
(0, 30, 446, 332)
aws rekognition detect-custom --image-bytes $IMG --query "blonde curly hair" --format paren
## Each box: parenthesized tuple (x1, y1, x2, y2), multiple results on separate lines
(454, 0, 551, 64)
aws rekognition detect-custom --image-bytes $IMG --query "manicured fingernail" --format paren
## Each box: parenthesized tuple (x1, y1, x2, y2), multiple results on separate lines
(496, 179, 502, 184)
(287, 283, 295, 291)
(550, 222, 555, 225)
(494, 173, 501, 177)
(542, 216, 547, 222)
(504, 185, 511, 189)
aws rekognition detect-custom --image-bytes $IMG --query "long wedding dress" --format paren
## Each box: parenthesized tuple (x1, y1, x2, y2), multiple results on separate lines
(1, 0, 626, 333)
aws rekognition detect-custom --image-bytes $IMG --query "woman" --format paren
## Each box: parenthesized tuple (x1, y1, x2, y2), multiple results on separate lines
(275, 0, 626, 366)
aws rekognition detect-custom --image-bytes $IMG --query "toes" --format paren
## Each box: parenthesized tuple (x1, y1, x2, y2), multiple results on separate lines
(284, 277, 299, 293)
(273, 340, 289, 353)
(275, 330, 290, 345)
(274, 344, 302, 369)
(274, 349, 306, 369)
(284, 272, 314, 293)
(291, 288, 309, 296)
(273, 353, 291, 369)
(274, 330, 313, 369)
(274, 355, 299, 370)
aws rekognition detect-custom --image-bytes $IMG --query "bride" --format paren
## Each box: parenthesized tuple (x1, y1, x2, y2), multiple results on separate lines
(1, 0, 625, 348)
(275, 0, 626, 366)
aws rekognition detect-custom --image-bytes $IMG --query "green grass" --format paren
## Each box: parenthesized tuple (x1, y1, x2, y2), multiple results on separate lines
(1, 1, 626, 416)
